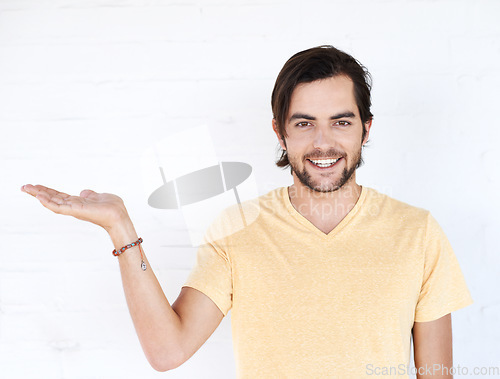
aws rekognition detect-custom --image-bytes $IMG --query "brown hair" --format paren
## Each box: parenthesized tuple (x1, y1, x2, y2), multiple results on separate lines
(271, 45, 373, 169)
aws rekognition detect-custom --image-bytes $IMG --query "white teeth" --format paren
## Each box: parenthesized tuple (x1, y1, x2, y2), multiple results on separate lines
(309, 158, 340, 167)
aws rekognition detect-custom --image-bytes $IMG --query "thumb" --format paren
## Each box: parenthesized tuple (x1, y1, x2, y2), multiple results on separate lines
(80, 189, 97, 198)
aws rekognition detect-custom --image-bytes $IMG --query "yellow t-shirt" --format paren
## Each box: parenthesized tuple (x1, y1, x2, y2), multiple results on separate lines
(183, 186, 473, 378)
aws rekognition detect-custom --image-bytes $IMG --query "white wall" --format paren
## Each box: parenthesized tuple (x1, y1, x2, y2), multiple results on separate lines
(2, 0, 499, 378)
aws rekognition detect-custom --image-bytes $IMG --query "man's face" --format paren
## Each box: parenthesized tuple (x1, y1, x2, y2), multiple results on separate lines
(273, 75, 371, 193)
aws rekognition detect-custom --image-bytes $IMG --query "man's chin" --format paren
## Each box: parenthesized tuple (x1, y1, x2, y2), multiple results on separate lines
(291, 165, 350, 193)
(297, 176, 344, 193)
(299, 170, 354, 193)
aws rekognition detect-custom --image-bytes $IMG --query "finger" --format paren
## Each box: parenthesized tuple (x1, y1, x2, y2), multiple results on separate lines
(21, 184, 37, 198)
(37, 184, 71, 199)
(36, 193, 73, 215)
(23, 184, 71, 200)
(80, 189, 97, 199)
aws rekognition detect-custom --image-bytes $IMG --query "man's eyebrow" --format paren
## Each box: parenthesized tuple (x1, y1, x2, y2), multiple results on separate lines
(289, 113, 316, 122)
(289, 111, 356, 122)
(330, 111, 356, 119)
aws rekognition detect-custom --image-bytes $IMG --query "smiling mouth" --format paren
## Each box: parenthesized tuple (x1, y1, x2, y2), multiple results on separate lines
(307, 157, 342, 168)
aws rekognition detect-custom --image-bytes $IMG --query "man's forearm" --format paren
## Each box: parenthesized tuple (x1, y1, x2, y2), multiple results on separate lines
(108, 218, 183, 371)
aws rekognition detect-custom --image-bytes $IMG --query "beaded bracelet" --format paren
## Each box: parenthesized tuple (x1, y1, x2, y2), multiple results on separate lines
(112, 237, 147, 271)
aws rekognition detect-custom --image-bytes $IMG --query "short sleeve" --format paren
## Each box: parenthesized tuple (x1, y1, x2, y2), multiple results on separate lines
(414, 213, 473, 322)
(182, 221, 233, 317)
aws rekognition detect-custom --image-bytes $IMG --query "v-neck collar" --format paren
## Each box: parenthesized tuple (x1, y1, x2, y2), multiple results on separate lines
(281, 185, 368, 239)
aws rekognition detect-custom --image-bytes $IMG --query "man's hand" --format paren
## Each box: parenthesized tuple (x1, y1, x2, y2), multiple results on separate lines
(21, 184, 128, 232)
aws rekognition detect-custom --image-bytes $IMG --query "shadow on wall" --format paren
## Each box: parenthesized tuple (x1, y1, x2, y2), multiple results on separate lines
(141, 125, 259, 247)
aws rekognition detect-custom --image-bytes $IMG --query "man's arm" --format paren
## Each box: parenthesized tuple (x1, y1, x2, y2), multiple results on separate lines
(21, 184, 224, 373)
(111, 219, 225, 372)
(412, 313, 453, 379)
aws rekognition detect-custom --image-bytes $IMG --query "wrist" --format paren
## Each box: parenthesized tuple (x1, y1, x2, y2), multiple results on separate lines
(107, 218, 139, 250)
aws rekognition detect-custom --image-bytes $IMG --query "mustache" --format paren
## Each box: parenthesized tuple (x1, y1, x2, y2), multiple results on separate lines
(304, 149, 346, 160)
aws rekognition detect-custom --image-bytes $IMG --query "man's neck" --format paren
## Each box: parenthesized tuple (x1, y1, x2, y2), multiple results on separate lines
(287, 176, 362, 234)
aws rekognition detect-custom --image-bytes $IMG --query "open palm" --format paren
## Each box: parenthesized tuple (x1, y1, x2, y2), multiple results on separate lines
(21, 184, 127, 231)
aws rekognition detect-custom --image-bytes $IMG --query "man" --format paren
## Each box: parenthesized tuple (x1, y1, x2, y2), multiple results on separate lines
(22, 45, 473, 378)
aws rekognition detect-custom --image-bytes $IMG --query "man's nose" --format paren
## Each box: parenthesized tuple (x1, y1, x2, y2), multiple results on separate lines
(312, 125, 335, 150)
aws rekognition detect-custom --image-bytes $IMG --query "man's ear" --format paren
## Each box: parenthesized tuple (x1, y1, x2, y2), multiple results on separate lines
(272, 119, 287, 150)
(362, 119, 373, 146)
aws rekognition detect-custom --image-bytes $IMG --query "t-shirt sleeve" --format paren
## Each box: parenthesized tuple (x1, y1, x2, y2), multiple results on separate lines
(182, 224, 233, 317)
(414, 213, 473, 322)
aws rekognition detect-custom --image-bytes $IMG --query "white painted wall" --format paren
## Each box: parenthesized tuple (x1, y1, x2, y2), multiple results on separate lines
(2, 0, 498, 378)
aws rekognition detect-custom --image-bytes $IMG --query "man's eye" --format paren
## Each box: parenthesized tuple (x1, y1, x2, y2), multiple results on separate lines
(296, 121, 312, 127)
(336, 121, 350, 126)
